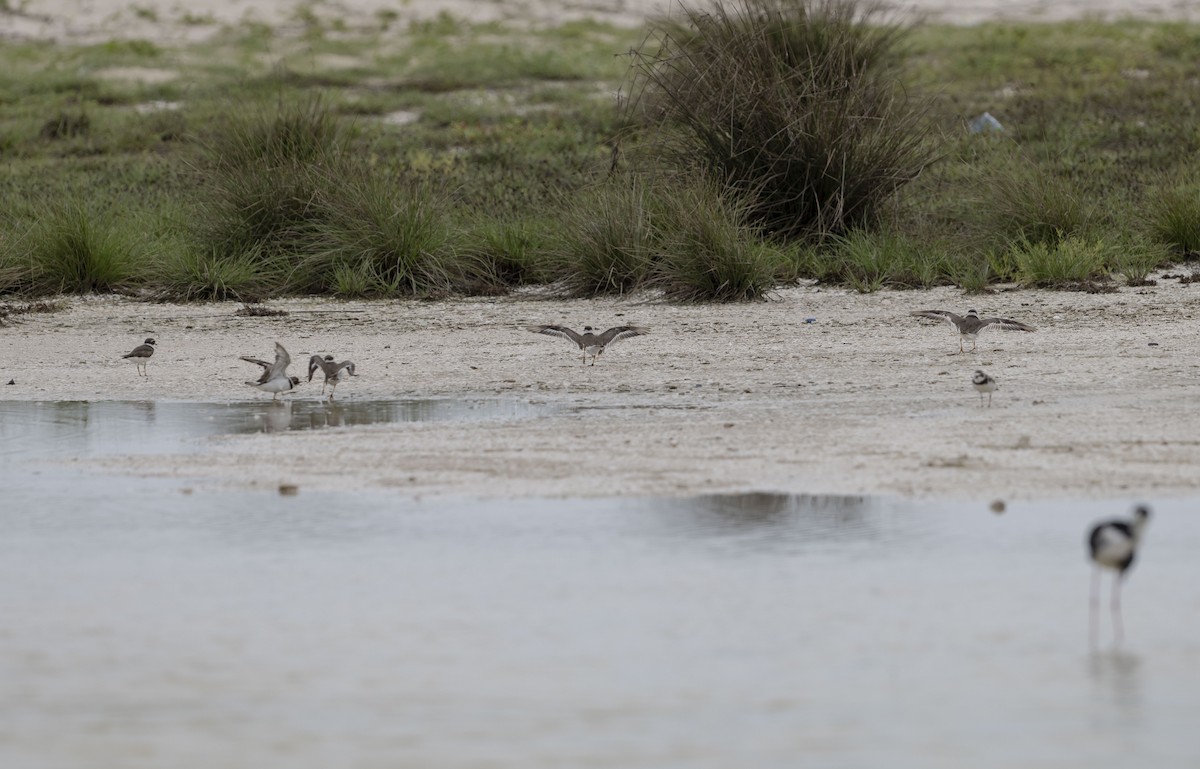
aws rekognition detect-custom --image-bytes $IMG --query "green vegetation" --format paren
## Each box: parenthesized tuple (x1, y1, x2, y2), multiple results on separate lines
(2, 0, 1200, 302)
(625, 0, 937, 241)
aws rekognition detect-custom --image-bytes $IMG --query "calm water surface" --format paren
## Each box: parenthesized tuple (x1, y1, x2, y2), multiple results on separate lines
(1, 401, 1198, 768)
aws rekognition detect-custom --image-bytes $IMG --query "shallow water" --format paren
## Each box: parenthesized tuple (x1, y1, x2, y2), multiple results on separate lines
(1, 401, 1198, 768)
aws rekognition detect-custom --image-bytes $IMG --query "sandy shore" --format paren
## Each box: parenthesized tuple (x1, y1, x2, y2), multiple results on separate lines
(4, 281, 1200, 500)
(6, 0, 1199, 43)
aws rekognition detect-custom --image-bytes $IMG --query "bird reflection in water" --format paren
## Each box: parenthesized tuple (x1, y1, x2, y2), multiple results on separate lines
(309, 403, 347, 430)
(661, 492, 881, 546)
(1088, 650, 1143, 718)
(254, 401, 293, 433)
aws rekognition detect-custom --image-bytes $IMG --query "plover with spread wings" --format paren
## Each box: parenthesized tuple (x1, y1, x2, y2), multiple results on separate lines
(122, 338, 156, 377)
(910, 309, 1036, 353)
(529, 324, 649, 366)
(308, 354, 356, 400)
(241, 342, 301, 400)
(972, 370, 997, 407)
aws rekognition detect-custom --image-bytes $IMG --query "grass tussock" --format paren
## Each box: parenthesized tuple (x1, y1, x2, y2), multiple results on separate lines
(459, 216, 554, 292)
(27, 203, 144, 294)
(1145, 183, 1200, 257)
(973, 163, 1092, 250)
(626, 0, 940, 241)
(154, 246, 281, 302)
(650, 178, 781, 301)
(551, 176, 657, 296)
(1006, 235, 1114, 289)
(301, 173, 460, 298)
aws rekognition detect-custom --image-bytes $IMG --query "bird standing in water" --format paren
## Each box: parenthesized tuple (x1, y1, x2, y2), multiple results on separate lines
(1087, 505, 1150, 649)
(308, 354, 356, 400)
(241, 342, 301, 400)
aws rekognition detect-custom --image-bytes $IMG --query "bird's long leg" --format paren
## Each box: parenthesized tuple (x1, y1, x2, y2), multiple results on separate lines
(978, 392, 983, 407)
(1090, 567, 1101, 651)
(988, 392, 993, 408)
(958, 337, 964, 354)
(328, 382, 337, 401)
(1111, 575, 1125, 647)
(321, 380, 327, 395)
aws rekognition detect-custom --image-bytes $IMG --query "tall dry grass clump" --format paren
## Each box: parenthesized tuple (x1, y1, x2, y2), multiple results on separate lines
(625, 0, 939, 242)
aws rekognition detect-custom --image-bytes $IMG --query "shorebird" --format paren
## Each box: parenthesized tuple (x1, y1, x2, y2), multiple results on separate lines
(122, 338, 156, 377)
(910, 309, 1036, 353)
(972, 370, 997, 407)
(241, 342, 301, 400)
(529, 324, 649, 366)
(307, 354, 356, 400)
(1087, 505, 1150, 649)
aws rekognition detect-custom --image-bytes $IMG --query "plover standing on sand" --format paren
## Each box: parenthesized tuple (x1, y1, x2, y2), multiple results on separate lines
(122, 338, 156, 377)
(910, 309, 1036, 353)
(529, 324, 649, 366)
(1087, 505, 1150, 649)
(241, 342, 301, 400)
(972, 370, 998, 407)
(308, 354, 356, 400)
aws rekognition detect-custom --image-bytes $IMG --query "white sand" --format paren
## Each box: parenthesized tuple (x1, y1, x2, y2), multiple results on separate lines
(6, 1, 1199, 43)
(4, 282, 1200, 500)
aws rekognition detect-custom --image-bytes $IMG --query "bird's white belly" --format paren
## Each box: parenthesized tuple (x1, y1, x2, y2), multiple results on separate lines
(974, 381, 997, 393)
(256, 377, 294, 393)
(583, 344, 602, 356)
(1093, 538, 1134, 569)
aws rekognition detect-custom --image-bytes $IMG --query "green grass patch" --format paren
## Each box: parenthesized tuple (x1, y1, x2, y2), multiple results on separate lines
(2, 9, 1200, 301)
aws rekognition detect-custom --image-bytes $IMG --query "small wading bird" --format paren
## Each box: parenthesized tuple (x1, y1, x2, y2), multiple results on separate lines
(308, 354, 356, 401)
(910, 309, 1036, 353)
(1087, 505, 1150, 649)
(529, 324, 649, 366)
(972, 369, 998, 407)
(122, 338, 156, 377)
(241, 341, 301, 400)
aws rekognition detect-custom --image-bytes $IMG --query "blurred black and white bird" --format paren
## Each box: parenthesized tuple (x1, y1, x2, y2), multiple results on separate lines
(910, 309, 1036, 353)
(972, 369, 998, 407)
(241, 342, 301, 400)
(122, 338, 156, 377)
(307, 354, 356, 400)
(1087, 505, 1150, 649)
(529, 324, 649, 366)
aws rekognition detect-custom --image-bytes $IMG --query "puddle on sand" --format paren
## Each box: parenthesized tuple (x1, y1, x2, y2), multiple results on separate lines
(0, 398, 555, 461)
(1, 400, 1199, 768)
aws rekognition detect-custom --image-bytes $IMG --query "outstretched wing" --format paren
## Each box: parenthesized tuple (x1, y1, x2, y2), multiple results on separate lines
(307, 355, 328, 382)
(597, 325, 649, 347)
(530, 325, 584, 348)
(979, 317, 1037, 333)
(333, 361, 356, 377)
(240, 355, 272, 384)
(910, 310, 963, 328)
(267, 342, 291, 380)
